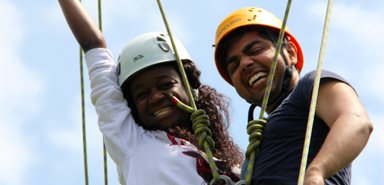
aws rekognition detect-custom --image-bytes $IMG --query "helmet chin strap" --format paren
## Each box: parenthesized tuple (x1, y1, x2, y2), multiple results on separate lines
(265, 49, 294, 110)
(265, 29, 294, 104)
(281, 51, 293, 94)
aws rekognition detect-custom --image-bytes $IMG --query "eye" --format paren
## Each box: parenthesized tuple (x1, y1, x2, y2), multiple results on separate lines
(247, 46, 263, 56)
(159, 80, 177, 90)
(226, 58, 239, 75)
(134, 89, 149, 100)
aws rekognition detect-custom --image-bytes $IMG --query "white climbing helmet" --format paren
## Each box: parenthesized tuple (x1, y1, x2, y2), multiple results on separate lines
(117, 32, 192, 86)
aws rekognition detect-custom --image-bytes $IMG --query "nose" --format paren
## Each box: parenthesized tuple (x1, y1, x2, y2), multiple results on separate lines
(239, 56, 254, 72)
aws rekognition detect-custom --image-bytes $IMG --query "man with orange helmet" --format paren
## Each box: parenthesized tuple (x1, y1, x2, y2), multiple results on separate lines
(214, 7, 373, 185)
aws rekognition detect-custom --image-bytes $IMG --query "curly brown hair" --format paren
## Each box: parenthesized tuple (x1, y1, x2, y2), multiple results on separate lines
(172, 60, 243, 176)
(122, 60, 243, 178)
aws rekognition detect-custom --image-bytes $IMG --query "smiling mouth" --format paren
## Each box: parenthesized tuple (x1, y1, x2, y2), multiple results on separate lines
(248, 72, 267, 87)
(153, 107, 173, 117)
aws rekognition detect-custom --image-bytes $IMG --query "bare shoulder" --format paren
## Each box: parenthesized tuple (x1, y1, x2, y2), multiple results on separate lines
(316, 80, 369, 127)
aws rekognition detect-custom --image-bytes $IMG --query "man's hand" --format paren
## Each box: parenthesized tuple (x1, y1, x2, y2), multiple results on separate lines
(304, 167, 325, 185)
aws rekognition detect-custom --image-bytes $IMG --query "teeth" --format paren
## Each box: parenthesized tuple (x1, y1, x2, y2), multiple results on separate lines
(153, 107, 172, 116)
(248, 72, 267, 87)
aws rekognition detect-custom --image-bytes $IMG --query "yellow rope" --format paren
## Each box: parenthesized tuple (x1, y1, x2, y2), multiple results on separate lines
(79, 0, 108, 184)
(95, 0, 109, 184)
(297, 0, 333, 184)
(243, 1, 293, 184)
(79, 47, 89, 185)
(156, 0, 196, 110)
(259, 0, 292, 119)
(78, 0, 89, 184)
(128, 1, 331, 184)
(156, 1, 224, 183)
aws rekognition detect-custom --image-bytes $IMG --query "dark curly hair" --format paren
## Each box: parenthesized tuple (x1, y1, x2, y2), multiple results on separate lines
(121, 60, 243, 179)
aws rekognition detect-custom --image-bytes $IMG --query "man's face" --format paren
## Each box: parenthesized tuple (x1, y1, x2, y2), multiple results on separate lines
(224, 31, 292, 105)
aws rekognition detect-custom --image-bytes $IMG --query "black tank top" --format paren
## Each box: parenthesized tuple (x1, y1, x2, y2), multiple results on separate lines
(250, 70, 352, 185)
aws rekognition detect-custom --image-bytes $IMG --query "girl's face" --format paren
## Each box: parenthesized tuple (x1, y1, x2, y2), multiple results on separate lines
(129, 64, 190, 130)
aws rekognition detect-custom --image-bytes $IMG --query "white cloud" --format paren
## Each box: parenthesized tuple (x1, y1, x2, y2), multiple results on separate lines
(308, 1, 384, 100)
(0, 1, 43, 185)
(361, 63, 384, 103)
(308, 1, 383, 51)
(0, 118, 33, 185)
(331, 3, 384, 101)
(0, 1, 23, 48)
(303, 2, 384, 185)
(47, 93, 101, 153)
(0, 1, 43, 117)
(44, 92, 121, 184)
(102, 0, 145, 18)
(331, 3, 384, 52)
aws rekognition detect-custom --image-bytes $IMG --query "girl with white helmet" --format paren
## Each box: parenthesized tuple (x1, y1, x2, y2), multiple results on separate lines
(59, 0, 243, 184)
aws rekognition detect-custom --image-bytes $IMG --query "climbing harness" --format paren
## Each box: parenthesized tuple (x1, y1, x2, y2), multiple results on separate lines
(297, 0, 333, 184)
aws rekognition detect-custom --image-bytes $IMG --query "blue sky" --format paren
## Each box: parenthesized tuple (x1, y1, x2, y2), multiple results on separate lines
(0, 0, 383, 184)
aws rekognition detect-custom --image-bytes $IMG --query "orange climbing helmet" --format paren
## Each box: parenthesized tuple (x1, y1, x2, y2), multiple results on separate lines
(214, 7, 304, 85)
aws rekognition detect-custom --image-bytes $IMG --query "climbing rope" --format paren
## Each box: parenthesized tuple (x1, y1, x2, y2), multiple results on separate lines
(79, 46, 89, 185)
(77, 0, 331, 184)
(157, 0, 232, 184)
(78, 0, 108, 184)
(156, 0, 196, 110)
(169, 95, 235, 185)
(169, 95, 215, 149)
(297, 0, 333, 184)
(240, 1, 293, 185)
(78, 0, 89, 184)
(95, 0, 109, 184)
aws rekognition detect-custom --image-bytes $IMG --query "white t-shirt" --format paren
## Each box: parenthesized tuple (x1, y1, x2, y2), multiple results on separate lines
(85, 48, 210, 185)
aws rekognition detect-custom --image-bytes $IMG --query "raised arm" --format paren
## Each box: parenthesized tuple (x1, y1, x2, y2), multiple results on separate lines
(59, 0, 106, 52)
(304, 80, 373, 185)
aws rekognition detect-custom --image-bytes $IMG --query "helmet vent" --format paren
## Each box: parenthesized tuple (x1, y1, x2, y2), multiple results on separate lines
(156, 35, 171, 52)
(156, 35, 166, 42)
(249, 14, 257, 21)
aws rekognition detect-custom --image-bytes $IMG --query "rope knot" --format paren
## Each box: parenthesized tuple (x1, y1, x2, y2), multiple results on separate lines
(191, 109, 215, 149)
(245, 118, 266, 160)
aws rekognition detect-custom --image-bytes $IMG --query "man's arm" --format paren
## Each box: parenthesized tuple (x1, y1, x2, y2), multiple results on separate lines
(304, 80, 373, 185)
(58, 0, 106, 52)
